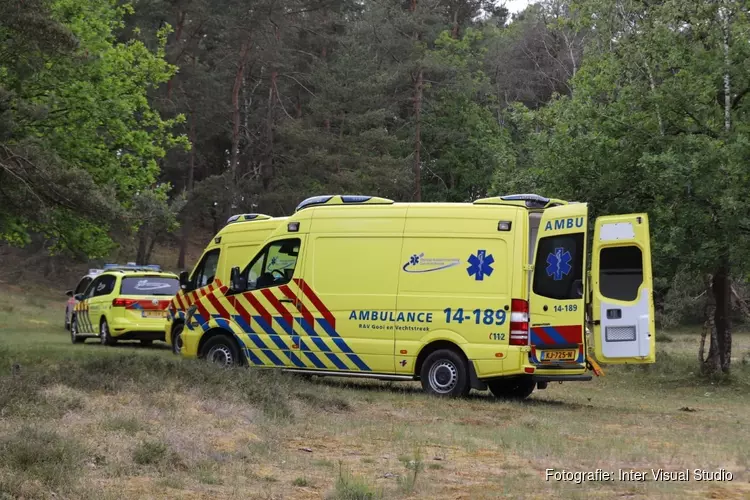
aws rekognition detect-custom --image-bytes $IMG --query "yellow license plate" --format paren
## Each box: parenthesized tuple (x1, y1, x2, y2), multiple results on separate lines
(142, 310, 166, 319)
(540, 349, 576, 361)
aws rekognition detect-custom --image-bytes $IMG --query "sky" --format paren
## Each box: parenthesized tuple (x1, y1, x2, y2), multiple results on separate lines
(504, 0, 531, 14)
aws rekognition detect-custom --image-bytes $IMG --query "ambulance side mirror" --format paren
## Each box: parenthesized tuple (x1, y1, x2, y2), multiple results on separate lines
(74, 293, 84, 301)
(179, 271, 190, 290)
(229, 267, 246, 293)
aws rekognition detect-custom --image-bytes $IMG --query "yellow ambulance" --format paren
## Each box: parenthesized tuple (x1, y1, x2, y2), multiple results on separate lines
(180, 194, 655, 399)
(165, 213, 287, 354)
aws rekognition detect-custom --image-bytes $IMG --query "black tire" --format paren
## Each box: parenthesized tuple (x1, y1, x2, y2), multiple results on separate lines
(140, 339, 154, 347)
(170, 323, 184, 355)
(100, 318, 116, 346)
(419, 349, 471, 397)
(201, 335, 241, 367)
(70, 316, 85, 344)
(487, 377, 536, 400)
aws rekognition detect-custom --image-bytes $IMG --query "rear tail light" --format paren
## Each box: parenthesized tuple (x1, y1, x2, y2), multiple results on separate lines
(112, 298, 137, 308)
(509, 298, 529, 346)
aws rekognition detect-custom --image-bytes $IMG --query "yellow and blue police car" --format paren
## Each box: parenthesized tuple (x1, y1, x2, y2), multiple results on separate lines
(70, 264, 179, 346)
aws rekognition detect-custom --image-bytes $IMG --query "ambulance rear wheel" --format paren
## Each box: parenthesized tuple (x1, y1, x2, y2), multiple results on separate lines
(420, 349, 470, 398)
(487, 377, 535, 400)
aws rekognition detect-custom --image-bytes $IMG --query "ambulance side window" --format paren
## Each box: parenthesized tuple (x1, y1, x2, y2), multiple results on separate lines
(599, 246, 643, 302)
(191, 249, 220, 290)
(244, 239, 300, 291)
(533, 234, 584, 300)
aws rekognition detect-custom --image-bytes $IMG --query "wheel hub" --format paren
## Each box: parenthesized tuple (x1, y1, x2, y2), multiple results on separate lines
(207, 346, 233, 366)
(428, 360, 458, 393)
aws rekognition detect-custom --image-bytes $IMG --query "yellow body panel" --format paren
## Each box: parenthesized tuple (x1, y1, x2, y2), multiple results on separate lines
(181, 199, 656, 383)
(164, 216, 287, 347)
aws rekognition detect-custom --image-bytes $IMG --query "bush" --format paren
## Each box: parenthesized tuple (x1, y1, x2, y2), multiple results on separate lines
(0, 426, 85, 489)
(133, 440, 169, 466)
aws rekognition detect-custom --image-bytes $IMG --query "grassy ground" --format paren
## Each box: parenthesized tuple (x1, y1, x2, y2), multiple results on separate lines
(1, 284, 749, 499)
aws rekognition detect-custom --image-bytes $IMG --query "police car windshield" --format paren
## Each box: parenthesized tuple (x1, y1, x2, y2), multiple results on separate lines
(120, 277, 179, 296)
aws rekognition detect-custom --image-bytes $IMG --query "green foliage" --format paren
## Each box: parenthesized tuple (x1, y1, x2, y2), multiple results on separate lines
(422, 29, 515, 202)
(0, 0, 187, 258)
(508, 0, 750, 299)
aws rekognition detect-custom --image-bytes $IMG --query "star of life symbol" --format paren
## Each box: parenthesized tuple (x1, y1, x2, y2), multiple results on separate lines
(467, 250, 494, 281)
(546, 247, 572, 281)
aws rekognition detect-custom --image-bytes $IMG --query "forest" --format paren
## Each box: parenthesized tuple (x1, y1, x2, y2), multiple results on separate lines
(2, 0, 750, 374)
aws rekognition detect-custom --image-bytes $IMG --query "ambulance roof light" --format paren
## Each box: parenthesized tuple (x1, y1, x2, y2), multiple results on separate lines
(473, 193, 568, 209)
(226, 213, 272, 224)
(295, 195, 395, 212)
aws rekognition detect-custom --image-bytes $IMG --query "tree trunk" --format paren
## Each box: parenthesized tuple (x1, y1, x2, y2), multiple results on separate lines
(167, 10, 187, 100)
(712, 263, 732, 373)
(451, 8, 459, 39)
(135, 229, 149, 266)
(231, 40, 251, 190)
(177, 112, 196, 269)
(413, 67, 423, 202)
(261, 70, 277, 191)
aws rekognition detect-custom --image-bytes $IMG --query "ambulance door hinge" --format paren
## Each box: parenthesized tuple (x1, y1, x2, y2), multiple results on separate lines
(592, 320, 600, 326)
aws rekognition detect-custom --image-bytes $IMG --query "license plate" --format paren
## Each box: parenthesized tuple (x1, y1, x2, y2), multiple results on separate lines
(142, 310, 166, 319)
(540, 349, 577, 361)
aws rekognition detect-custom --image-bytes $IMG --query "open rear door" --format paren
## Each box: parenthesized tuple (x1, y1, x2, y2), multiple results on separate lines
(528, 203, 588, 368)
(591, 213, 655, 364)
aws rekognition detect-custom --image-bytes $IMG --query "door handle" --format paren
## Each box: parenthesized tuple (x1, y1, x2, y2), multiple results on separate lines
(279, 298, 293, 303)
(606, 309, 622, 320)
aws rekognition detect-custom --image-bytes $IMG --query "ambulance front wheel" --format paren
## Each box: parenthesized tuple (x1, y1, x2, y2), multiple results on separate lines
(202, 335, 241, 367)
(420, 349, 471, 398)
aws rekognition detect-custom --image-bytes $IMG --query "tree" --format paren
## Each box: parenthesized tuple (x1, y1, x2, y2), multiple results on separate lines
(508, 0, 750, 374)
(0, 0, 187, 258)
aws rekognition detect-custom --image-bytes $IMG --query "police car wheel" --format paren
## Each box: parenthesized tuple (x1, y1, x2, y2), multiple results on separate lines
(100, 319, 116, 346)
(202, 335, 240, 367)
(420, 349, 470, 397)
(171, 324, 184, 355)
(487, 377, 535, 400)
(70, 317, 85, 344)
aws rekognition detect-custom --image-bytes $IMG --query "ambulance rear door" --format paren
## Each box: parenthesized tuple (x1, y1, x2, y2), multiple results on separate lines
(528, 203, 588, 367)
(591, 213, 655, 364)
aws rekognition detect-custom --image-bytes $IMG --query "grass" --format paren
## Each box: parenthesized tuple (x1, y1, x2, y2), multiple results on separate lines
(0, 284, 749, 498)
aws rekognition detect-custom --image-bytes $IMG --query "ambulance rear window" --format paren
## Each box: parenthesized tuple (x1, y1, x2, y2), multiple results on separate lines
(120, 277, 179, 296)
(533, 234, 584, 300)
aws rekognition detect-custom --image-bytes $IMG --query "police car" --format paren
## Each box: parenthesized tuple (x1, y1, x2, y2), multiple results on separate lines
(69, 264, 179, 346)
(65, 268, 104, 330)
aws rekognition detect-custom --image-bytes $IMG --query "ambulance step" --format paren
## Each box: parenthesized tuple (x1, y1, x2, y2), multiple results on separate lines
(531, 374, 593, 382)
